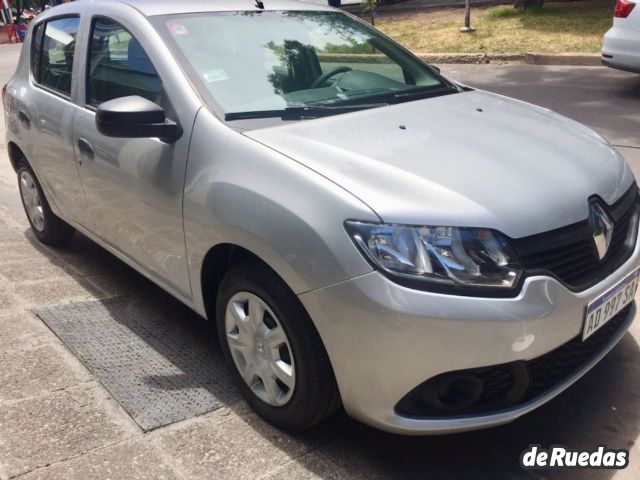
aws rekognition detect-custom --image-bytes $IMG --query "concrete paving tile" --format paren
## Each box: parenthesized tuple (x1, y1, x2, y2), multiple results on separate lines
(0, 208, 18, 231)
(260, 445, 397, 480)
(0, 390, 134, 477)
(0, 225, 23, 244)
(18, 439, 180, 480)
(0, 258, 71, 283)
(0, 344, 92, 403)
(52, 255, 112, 277)
(82, 271, 155, 299)
(0, 288, 17, 311)
(52, 235, 123, 277)
(0, 212, 10, 228)
(0, 312, 51, 349)
(13, 277, 102, 307)
(0, 241, 50, 264)
(156, 412, 324, 480)
(0, 188, 24, 226)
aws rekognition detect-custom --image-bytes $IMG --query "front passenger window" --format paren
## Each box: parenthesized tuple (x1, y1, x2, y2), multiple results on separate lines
(87, 18, 163, 108)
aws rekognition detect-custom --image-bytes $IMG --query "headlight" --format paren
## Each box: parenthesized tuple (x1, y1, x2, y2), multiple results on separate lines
(345, 221, 522, 289)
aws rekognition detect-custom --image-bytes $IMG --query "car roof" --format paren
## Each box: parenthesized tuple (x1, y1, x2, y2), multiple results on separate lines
(50, 0, 333, 17)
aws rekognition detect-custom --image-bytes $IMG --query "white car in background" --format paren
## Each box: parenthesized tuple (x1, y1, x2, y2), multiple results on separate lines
(603, 0, 640, 73)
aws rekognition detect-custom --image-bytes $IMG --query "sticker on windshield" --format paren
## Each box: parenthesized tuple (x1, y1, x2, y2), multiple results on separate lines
(167, 22, 189, 36)
(203, 69, 229, 83)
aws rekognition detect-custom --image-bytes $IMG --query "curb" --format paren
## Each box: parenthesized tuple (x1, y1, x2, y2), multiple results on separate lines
(415, 53, 522, 64)
(523, 52, 602, 66)
(415, 52, 602, 66)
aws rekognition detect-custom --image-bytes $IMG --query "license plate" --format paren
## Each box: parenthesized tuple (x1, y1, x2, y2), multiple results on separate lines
(583, 268, 640, 341)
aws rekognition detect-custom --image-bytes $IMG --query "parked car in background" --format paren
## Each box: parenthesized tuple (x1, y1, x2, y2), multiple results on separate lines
(603, 0, 640, 73)
(4, 0, 640, 435)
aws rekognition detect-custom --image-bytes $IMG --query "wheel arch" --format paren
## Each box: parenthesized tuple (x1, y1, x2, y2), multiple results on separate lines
(200, 243, 288, 323)
(7, 142, 27, 172)
(208, 242, 343, 428)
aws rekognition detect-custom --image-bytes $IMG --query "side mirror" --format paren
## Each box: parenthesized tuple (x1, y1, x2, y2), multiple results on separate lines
(96, 96, 182, 143)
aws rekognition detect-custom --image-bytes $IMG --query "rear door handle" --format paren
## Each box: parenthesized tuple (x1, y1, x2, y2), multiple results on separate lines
(18, 110, 30, 129)
(77, 138, 94, 164)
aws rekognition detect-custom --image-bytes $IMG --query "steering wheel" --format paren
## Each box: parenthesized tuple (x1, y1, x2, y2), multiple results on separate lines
(310, 66, 353, 89)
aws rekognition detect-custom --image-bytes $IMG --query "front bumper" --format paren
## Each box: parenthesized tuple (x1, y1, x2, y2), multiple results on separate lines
(299, 232, 640, 435)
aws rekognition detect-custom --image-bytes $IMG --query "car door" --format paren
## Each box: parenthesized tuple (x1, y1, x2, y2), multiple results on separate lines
(72, 15, 194, 300)
(22, 16, 86, 223)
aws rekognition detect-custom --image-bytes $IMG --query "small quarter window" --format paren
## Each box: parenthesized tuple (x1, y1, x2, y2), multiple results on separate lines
(87, 18, 163, 108)
(39, 17, 80, 96)
(31, 22, 45, 82)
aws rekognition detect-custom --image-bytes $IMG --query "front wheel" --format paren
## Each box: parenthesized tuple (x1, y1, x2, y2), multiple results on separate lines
(216, 261, 340, 431)
(17, 161, 75, 246)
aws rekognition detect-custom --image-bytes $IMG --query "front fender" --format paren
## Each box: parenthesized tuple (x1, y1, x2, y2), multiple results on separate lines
(183, 109, 378, 318)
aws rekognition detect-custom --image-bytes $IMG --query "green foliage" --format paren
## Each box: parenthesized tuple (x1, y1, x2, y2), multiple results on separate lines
(323, 42, 375, 54)
(489, 5, 563, 18)
(488, 6, 521, 17)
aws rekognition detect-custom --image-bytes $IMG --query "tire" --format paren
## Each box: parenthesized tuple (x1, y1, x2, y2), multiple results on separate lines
(17, 161, 75, 246)
(216, 261, 340, 431)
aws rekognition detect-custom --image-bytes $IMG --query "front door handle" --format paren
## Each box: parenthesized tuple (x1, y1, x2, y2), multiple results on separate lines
(77, 138, 94, 164)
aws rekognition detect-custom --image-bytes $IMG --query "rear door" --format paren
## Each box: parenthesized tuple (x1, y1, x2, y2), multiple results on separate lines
(72, 13, 197, 301)
(20, 16, 86, 223)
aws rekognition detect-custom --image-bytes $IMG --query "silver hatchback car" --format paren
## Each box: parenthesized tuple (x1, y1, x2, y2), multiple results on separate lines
(3, 0, 639, 435)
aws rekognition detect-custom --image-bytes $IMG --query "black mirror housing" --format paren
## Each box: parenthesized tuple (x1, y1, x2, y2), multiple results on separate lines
(96, 96, 182, 143)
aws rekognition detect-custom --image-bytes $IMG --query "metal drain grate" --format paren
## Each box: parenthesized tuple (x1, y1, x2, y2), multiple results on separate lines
(35, 296, 238, 431)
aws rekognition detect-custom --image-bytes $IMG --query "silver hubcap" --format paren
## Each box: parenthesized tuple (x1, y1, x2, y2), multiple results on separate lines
(19, 171, 45, 232)
(225, 292, 295, 406)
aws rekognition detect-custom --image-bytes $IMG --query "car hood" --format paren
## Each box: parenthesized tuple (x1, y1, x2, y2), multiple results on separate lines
(245, 90, 635, 238)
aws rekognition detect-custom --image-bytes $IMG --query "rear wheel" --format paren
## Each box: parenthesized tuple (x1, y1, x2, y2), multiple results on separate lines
(17, 161, 75, 246)
(216, 261, 340, 431)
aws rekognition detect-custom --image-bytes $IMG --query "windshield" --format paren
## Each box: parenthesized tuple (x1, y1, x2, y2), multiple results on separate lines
(156, 11, 457, 120)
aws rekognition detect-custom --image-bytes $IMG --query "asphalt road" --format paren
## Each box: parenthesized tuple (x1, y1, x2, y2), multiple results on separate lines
(441, 64, 640, 169)
(1, 42, 640, 479)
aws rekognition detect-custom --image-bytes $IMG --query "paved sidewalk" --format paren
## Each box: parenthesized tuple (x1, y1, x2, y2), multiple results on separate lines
(2, 43, 640, 479)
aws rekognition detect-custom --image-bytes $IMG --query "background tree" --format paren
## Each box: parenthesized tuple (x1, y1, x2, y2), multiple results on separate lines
(362, 0, 377, 25)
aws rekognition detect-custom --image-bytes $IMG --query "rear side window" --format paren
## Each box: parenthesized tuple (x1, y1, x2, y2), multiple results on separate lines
(36, 17, 80, 97)
(87, 18, 163, 108)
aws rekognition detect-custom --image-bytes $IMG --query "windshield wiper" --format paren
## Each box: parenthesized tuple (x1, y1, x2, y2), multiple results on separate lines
(390, 85, 459, 102)
(225, 103, 388, 121)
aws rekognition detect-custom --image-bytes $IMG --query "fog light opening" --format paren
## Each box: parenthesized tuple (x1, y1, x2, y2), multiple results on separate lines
(425, 375, 484, 412)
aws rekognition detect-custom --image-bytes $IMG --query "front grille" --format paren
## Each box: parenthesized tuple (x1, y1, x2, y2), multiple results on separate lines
(396, 305, 632, 417)
(512, 184, 639, 291)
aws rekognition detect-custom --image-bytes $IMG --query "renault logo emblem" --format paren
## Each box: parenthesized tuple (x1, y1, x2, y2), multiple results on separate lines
(590, 203, 613, 261)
